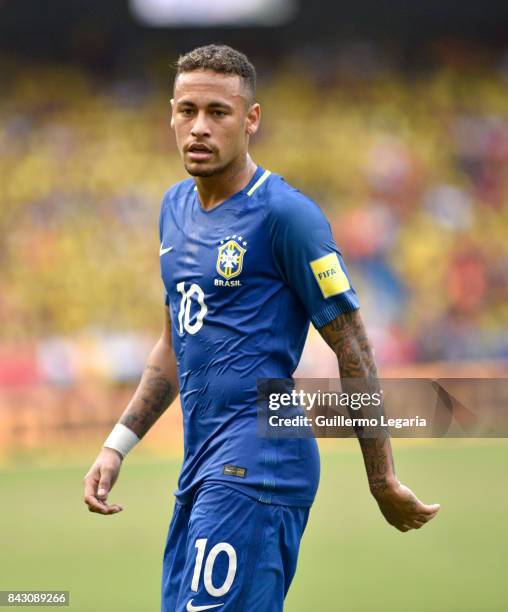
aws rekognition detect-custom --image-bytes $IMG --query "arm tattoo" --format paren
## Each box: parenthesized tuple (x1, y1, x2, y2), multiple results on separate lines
(319, 310, 396, 494)
(360, 437, 395, 496)
(319, 310, 377, 379)
(119, 364, 177, 439)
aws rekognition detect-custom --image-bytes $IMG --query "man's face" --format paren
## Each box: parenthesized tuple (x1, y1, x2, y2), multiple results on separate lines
(171, 69, 260, 177)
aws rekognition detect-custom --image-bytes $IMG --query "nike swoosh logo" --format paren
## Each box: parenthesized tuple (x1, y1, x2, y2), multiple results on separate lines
(186, 600, 224, 612)
(159, 243, 173, 256)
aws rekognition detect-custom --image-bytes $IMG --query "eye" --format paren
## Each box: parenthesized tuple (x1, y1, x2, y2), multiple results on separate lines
(179, 108, 194, 117)
(212, 110, 227, 117)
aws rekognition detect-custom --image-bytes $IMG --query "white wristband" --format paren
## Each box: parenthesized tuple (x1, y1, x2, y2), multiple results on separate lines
(104, 424, 140, 458)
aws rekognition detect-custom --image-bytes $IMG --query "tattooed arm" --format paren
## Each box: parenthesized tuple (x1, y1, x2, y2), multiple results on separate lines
(117, 306, 178, 439)
(83, 306, 178, 515)
(319, 310, 440, 532)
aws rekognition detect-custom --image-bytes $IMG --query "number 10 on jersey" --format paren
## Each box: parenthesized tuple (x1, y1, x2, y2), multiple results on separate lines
(176, 282, 208, 335)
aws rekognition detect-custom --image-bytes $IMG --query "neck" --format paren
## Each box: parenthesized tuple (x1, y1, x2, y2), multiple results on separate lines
(194, 154, 257, 210)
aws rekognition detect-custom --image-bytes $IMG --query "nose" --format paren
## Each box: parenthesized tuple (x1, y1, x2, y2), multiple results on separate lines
(190, 111, 211, 138)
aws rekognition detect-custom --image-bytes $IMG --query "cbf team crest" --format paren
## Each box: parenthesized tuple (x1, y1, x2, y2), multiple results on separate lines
(216, 235, 247, 281)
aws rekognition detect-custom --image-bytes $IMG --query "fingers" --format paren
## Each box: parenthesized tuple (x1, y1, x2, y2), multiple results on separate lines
(409, 497, 439, 514)
(418, 503, 441, 515)
(416, 510, 440, 524)
(84, 488, 124, 515)
(83, 471, 101, 511)
(414, 506, 440, 528)
(83, 466, 123, 516)
(395, 508, 440, 532)
(395, 522, 418, 532)
(97, 469, 113, 501)
(88, 502, 124, 515)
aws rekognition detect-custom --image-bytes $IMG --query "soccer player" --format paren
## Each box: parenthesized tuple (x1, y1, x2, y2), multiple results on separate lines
(83, 45, 440, 611)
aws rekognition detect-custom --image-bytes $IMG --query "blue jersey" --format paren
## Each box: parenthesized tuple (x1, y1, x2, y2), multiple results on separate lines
(159, 166, 359, 507)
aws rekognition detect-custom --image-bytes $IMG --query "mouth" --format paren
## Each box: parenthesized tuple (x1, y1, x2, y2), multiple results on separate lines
(187, 143, 213, 162)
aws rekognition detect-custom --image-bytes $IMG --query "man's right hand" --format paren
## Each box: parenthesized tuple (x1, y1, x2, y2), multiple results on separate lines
(83, 447, 124, 515)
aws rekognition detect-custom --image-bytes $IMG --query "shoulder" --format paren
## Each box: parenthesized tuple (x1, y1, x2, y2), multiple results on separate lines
(263, 173, 329, 229)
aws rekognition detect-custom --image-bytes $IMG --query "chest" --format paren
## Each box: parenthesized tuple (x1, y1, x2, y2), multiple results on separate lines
(160, 201, 275, 306)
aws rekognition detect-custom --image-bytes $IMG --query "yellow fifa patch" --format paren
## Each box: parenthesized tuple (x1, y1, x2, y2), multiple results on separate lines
(309, 252, 350, 298)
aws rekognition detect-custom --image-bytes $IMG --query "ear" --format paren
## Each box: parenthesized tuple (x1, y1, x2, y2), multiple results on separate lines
(245, 102, 261, 137)
(170, 98, 175, 129)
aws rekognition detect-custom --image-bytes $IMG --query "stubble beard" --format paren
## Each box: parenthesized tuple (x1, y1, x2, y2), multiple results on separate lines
(184, 163, 227, 177)
(183, 151, 229, 178)
(183, 151, 244, 179)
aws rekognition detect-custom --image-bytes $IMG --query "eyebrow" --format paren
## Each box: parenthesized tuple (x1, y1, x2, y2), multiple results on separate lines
(176, 99, 234, 111)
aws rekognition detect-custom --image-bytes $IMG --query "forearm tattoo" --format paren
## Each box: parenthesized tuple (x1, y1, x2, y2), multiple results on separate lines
(319, 310, 396, 493)
(119, 364, 177, 439)
(360, 437, 395, 495)
(319, 310, 377, 379)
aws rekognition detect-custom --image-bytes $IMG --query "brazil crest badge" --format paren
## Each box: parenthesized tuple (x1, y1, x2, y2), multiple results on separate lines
(216, 239, 246, 280)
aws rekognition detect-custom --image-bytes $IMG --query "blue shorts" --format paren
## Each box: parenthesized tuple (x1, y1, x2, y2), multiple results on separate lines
(161, 483, 310, 612)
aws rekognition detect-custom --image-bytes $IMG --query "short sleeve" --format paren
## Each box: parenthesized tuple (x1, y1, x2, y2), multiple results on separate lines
(267, 192, 359, 328)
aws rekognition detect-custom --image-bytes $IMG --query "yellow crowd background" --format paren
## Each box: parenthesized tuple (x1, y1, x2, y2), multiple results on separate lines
(1, 46, 507, 387)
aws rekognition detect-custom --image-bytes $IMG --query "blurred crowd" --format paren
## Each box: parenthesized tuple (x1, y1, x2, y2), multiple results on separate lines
(1, 41, 507, 384)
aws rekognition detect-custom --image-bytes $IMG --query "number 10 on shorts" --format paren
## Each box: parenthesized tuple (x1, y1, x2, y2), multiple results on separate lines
(191, 539, 237, 597)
